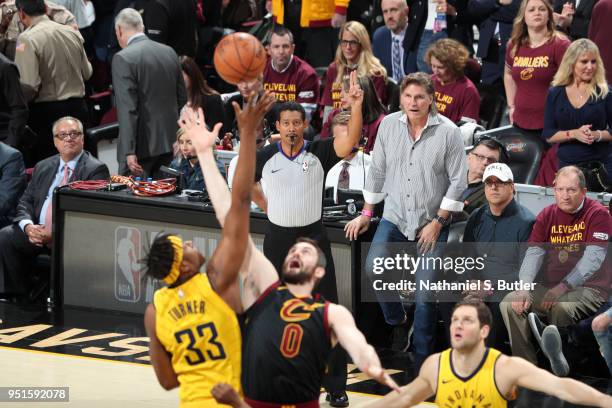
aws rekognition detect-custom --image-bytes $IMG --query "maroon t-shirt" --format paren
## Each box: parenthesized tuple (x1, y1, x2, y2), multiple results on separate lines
(432, 75, 480, 123)
(505, 36, 570, 130)
(320, 62, 387, 109)
(528, 198, 611, 292)
(263, 55, 319, 104)
(319, 109, 385, 154)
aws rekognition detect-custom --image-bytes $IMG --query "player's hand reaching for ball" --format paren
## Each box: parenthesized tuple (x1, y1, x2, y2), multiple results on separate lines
(346, 70, 364, 107)
(232, 90, 275, 140)
(178, 107, 222, 154)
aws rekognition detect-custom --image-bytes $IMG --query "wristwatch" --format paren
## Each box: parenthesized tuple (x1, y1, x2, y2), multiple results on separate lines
(433, 215, 450, 227)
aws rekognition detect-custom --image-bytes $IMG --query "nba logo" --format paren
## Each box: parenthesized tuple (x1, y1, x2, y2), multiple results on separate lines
(114, 226, 142, 303)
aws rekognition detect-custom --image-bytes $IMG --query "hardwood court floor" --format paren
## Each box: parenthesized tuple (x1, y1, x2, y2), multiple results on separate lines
(0, 302, 609, 407)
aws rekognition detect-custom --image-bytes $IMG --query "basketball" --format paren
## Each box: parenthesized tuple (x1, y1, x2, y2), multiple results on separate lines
(213, 33, 267, 85)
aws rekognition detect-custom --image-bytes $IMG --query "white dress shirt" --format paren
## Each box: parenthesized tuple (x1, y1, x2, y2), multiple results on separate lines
(325, 151, 372, 204)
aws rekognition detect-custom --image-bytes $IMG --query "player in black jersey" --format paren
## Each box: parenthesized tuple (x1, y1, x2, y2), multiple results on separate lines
(240, 237, 399, 407)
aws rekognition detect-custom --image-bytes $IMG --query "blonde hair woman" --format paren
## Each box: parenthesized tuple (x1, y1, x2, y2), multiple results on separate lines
(321, 21, 388, 116)
(543, 39, 612, 186)
(503, 0, 569, 143)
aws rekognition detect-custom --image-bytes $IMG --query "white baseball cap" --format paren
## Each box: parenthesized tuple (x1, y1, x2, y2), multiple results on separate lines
(483, 163, 514, 182)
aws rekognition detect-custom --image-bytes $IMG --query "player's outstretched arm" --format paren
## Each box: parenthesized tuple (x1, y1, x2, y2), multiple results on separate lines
(328, 304, 400, 392)
(180, 106, 279, 309)
(366, 354, 438, 408)
(144, 304, 179, 390)
(202, 91, 274, 311)
(506, 356, 612, 407)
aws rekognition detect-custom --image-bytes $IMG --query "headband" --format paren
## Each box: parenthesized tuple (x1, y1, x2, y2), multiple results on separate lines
(163, 235, 184, 285)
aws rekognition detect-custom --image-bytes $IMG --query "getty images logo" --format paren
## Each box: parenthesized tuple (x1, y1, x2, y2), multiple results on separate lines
(114, 226, 142, 303)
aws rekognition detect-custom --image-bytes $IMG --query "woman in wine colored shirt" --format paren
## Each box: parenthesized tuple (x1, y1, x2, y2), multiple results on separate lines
(425, 38, 480, 124)
(504, 0, 570, 145)
(321, 21, 387, 118)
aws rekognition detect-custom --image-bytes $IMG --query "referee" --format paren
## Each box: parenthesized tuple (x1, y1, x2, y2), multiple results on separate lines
(253, 73, 363, 406)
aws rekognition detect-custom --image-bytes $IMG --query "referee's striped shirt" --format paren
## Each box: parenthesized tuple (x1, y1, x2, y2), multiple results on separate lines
(255, 140, 340, 227)
(364, 111, 467, 240)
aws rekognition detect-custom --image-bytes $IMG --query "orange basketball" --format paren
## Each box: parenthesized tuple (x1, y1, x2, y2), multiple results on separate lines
(213, 33, 267, 85)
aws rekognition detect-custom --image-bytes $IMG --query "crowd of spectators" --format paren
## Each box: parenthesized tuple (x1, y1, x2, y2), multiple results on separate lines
(0, 0, 611, 399)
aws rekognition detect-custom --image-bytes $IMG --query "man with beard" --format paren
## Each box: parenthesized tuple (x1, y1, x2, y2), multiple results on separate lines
(178, 101, 398, 408)
(369, 298, 612, 407)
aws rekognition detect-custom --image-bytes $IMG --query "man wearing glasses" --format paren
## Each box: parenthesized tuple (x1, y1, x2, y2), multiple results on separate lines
(457, 136, 507, 220)
(501, 166, 611, 376)
(0, 116, 108, 302)
(462, 162, 535, 351)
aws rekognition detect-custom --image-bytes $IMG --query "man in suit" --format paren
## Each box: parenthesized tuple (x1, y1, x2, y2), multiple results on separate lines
(0, 53, 28, 148)
(372, 0, 414, 82)
(0, 116, 109, 298)
(553, 0, 595, 39)
(112, 7, 186, 178)
(0, 141, 26, 228)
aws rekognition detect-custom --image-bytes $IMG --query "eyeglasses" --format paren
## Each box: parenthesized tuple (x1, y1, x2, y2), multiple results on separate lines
(484, 180, 513, 188)
(55, 131, 83, 141)
(340, 39, 360, 48)
(470, 152, 498, 164)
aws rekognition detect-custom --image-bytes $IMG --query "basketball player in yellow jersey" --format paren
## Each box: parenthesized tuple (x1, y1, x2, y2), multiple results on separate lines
(142, 90, 276, 408)
(370, 298, 612, 408)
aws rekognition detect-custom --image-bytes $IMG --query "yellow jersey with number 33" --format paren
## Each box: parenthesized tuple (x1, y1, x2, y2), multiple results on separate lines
(435, 347, 512, 408)
(154, 273, 242, 408)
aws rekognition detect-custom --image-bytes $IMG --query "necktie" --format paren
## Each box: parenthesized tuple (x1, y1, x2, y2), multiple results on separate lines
(392, 37, 403, 83)
(44, 164, 70, 234)
(338, 161, 350, 190)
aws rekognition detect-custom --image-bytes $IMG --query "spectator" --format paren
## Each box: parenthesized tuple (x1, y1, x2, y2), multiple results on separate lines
(142, 0, 197, 58)
(372, 0, 413, 83)
(463, 163, 535, 350)
(458, 136, 506, 218)
(552, 0, 595, 40)
(113, 8, 187, 178)
(344, 73, 467, 368)
(403, 0, 454, 73)
(504, 0, 569, 146)
(0, 0, 77, 60)
(272, 0, 348, 68)
(14, 0, 91, 164)
(500, 166, 610, 375)
(179, 55, 225, 134)
(324, 111, 371, 204)
(0, 116, 109, 298)
(588, 0, 612, 85)
(0, 52, 27, 148)
(468, 0, 521, 85)
(169, 127, 225, 192)
(320, 75, 387, 153)
(263, 26, 319, 121)
(543, 39, 612, 185)
(425, 38, 480, 123)
(0, 141, 26, 228)
(321, 21, 387, 119)
(592, 305, 612, 375)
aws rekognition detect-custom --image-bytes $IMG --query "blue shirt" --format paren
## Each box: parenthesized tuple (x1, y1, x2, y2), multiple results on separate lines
(19, 152, 83, 231)
(543, 86, 612, 164)
(169, 156, 226, 192)
(463, 199, 535, 296)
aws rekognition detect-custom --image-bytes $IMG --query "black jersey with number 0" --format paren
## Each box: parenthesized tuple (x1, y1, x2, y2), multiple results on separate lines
(241, 282, 332, 404)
